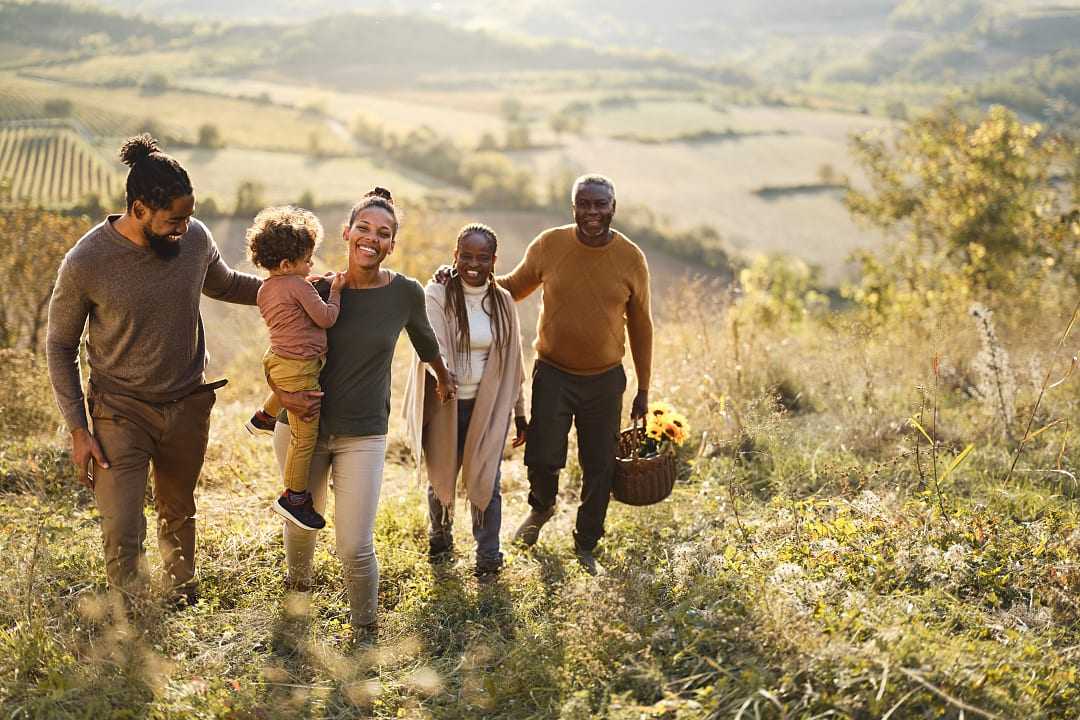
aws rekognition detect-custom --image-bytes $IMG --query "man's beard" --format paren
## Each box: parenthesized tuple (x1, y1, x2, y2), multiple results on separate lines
(144, 227, 181, 260)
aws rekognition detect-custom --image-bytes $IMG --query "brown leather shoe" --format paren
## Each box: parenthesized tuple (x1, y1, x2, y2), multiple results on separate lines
(513, 507, 555, 547)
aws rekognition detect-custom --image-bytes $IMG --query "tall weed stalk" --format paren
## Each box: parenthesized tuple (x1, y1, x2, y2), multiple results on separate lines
(1002, 300, 1080, 485)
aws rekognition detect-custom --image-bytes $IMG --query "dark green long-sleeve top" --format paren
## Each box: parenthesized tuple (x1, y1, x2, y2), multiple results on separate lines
(309, 272, 441, 438)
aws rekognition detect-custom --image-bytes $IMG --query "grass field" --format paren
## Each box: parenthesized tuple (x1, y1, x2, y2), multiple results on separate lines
(2, 62, 899, 280)
(179, 76, 507, 146)
(2, 271, 1078, 718)
(174, 148, 467, 212)
(0, 41, 71, 69)
(0, 74, 161, 138)
(27, 48, 262, 85)
(512, 127, 887, 281)
(2, 73, 352, 155)
(168, 77, 892, 279)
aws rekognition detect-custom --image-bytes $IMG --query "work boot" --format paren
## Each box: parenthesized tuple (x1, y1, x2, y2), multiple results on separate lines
(574, 544, 605, 576)
(512, 507, 555, 547)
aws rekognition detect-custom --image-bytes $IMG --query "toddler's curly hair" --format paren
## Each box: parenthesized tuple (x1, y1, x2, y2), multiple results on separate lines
(246, 206, 324, 271)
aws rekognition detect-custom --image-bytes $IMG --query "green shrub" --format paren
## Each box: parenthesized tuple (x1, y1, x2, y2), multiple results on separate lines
(0, 349, 58, 440)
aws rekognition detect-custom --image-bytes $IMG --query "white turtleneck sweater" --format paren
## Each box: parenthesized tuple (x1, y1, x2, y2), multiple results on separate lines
(456, 281, 493, 401)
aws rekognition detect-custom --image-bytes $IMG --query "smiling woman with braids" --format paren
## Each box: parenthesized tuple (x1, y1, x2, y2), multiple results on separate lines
(268, 187, 455, 637)
(405, 223, 527, 581)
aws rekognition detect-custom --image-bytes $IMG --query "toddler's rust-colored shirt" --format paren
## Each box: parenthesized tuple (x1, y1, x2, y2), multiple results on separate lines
(257, 274, 341, 360)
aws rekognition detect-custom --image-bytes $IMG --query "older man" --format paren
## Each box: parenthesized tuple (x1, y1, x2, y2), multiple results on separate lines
(501, 174, 653, 574)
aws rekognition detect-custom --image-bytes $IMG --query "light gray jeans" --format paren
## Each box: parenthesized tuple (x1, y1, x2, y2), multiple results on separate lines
(273, 425, 386, 627)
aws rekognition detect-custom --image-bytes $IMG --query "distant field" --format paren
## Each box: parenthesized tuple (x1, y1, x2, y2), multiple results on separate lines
(0, 42, 70, 69)
(1, 73, 352, 154)
(0, 64, 895, 279)
(173, 147, 467, 210)
(179, 76, 505, 145)
(0, 74, 158, 137)
(512, 124, 890, 280)
(586, 99, 736, 136)
(0, 123, 120, 205)
(28, 48, 261, 85)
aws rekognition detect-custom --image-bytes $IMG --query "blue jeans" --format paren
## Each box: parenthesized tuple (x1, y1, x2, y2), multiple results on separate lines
(427, 399, 503, 565)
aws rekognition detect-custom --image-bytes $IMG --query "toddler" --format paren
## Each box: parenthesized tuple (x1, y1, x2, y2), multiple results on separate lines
(245, 206, 344, 531)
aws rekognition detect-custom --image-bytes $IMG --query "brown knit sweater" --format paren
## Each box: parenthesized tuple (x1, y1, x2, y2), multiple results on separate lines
(499, 224, 653, 389)
(46, 215, 261, 431)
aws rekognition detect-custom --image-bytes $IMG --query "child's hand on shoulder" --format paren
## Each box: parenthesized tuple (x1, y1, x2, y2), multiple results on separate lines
(330, 271, 347, 292)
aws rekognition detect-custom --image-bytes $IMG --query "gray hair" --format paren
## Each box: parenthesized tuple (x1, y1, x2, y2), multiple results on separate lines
(570, 173, 616, 203)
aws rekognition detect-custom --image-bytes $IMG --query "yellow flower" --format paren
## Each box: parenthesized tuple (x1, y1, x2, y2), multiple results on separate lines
(644, 401, 690, 445)
(649, 401, 675, 419)
(669, 413, 689, 432)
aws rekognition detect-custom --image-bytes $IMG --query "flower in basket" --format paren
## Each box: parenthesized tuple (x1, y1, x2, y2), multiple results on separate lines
(642, 401, 689, 455)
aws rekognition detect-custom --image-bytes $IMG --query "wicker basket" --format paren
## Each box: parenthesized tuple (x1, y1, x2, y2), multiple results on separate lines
(613, 420, 676, 506)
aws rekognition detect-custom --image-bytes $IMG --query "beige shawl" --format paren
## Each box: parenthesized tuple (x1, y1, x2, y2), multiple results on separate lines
(403, 281, 525, 512)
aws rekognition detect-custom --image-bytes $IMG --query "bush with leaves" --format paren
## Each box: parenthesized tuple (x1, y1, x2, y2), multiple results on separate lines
(461, 153, 537, 210)
(844, 105, 1078, 323)
(0, 207, 93, 352)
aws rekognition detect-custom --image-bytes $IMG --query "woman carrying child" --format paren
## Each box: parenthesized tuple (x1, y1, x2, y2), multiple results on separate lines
(245, 206, 344, 531)
(404, 223, 527, 581)
(269, 188, 455, 636)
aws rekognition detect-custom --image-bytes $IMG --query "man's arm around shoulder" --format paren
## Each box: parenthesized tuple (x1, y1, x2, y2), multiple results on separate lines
(198, 219, 261, 304)
(496, 230, 546, 301)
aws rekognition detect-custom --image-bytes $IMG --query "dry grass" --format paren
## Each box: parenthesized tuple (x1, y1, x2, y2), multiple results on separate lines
(2, 270, 1077, 717)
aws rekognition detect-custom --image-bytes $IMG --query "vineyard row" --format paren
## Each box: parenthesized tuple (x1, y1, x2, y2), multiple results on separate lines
(0, 126, 120, 206)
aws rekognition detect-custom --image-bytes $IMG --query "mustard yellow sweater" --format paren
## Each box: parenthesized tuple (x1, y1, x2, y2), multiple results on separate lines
(500, 224, 653, 389)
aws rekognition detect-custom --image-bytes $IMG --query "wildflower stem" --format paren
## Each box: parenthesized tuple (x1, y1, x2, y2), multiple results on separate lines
(1002, 299, 1080, 485)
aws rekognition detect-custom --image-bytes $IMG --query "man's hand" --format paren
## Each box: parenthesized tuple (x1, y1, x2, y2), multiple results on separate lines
(71, 427, 108, 489)
(432, 265, 453, 285)
(277, 388, 324, 423)
(512, 415, 528, 448)
(631, 389, 649, 420)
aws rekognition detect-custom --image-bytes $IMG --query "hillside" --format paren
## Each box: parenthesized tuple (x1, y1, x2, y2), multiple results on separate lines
(3, 2, 741, 91)
(1, 7, 1078, 714)
(0, 121, 121, 205)
(16, 0, 1074, 129)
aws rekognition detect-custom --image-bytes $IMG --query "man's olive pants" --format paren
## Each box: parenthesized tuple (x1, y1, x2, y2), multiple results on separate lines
(88, 385, 215, 593)
(524, 361, 626, 551)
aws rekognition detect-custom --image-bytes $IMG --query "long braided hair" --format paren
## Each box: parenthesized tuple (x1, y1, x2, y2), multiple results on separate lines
(444, 223, 513, 373)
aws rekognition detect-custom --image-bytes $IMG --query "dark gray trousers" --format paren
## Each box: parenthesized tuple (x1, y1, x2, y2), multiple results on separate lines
(524, 361, 626, 551)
